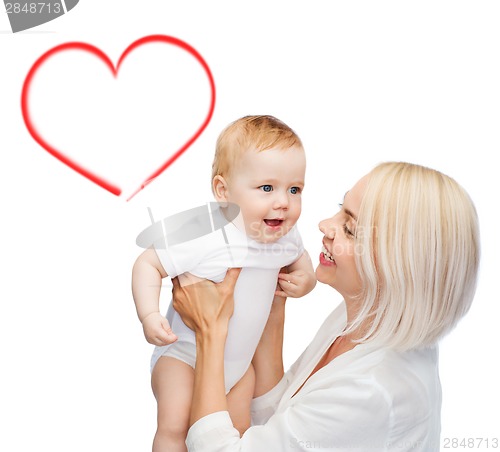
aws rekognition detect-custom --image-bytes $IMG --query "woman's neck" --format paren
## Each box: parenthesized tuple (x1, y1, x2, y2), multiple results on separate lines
(342, 298, 372, 343)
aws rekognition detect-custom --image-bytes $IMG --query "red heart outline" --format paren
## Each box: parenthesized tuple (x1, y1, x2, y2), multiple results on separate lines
(21, 35, 216, 200)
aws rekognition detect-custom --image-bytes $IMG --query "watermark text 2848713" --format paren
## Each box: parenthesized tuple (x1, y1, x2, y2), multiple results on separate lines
(443, 438, 498, 449)
(5, 2, 62, 14)
(3, 1, 79, 33)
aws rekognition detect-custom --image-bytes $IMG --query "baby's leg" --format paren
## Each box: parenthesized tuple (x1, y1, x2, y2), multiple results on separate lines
(151, 356, 194, 452)
(226, 363, 256, 436)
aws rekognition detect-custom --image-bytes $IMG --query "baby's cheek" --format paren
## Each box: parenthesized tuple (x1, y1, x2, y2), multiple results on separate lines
(293, 207, 302, 222)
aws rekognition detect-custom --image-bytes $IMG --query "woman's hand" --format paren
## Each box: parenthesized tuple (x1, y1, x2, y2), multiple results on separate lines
(171, 269, 241, 427)
(172, 268, 242, 336)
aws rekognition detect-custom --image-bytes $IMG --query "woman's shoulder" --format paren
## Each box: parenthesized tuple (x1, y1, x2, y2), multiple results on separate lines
(370, 346, 442, 442)
(309, 346, 441, 437)
(296, 303, 441, 407)
(347, 345, 442, 423)
(343, 344, 440, 392)
(298, 341, 441, 412)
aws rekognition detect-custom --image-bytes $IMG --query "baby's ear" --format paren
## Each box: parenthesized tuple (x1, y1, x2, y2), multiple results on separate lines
(213, 175, 229, 202)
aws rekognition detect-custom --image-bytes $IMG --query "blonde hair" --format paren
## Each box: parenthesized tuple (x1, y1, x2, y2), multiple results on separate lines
(348, 162, 480, 350)
(211, 115, 303, 183)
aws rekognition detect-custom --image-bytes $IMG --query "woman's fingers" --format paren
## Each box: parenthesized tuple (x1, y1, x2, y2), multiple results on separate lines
(221, 268, 242, 292)
(171, 269, 241, 334)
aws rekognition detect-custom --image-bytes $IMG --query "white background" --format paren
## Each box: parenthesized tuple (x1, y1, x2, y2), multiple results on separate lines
(1, 1, 499, 450)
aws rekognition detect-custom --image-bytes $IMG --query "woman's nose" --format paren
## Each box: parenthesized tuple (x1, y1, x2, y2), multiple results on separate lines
(319, 218, 336, 239)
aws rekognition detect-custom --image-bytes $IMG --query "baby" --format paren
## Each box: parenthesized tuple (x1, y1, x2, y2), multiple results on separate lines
(132, 115, 316, 451)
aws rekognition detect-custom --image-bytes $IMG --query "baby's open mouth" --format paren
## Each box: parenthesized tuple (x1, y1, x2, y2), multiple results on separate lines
(264, 219, 284, 227)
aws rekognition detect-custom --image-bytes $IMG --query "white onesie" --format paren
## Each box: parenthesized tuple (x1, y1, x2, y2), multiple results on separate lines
(151, 216, 304, 393)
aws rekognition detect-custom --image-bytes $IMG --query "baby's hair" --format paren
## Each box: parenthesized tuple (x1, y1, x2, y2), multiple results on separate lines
(348, 162, 480, 350)
(211, 115, 303, 184)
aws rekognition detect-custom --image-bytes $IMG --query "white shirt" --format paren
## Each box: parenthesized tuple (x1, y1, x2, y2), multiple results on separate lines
(186, 303, 442, 451)
(153, 220, 304, 392)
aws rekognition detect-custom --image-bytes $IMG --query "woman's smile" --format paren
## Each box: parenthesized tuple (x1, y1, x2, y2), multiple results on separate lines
(319, 245, 336, 266)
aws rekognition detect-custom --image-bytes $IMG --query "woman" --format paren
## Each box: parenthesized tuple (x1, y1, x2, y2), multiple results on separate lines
(172, 162, 480, 451)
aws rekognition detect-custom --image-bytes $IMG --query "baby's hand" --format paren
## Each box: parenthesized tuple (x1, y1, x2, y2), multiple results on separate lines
(141, 312, 178, 346)
(276, 269, 316, 298)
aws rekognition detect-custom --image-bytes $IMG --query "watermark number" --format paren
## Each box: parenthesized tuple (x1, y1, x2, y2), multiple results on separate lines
(443, 438, 498, 449)
(5, 2, 62, 14)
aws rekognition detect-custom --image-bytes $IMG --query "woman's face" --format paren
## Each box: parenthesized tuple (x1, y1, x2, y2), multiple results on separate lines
(316, 175, 368, 301)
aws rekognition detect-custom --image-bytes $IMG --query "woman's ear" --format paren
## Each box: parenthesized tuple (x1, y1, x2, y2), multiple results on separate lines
(213, 175, 229, 202)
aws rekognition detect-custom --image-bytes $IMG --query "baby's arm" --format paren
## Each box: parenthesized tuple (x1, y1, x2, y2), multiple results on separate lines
(276, 250, 316, 298)
(132, 248, 177, 346)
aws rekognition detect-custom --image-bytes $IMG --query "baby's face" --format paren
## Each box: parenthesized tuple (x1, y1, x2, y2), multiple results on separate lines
(221, 146, 305, 243)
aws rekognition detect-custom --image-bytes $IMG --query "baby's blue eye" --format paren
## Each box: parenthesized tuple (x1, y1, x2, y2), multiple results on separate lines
(289, 187, 301, 195)
(260, 185, 273, 192)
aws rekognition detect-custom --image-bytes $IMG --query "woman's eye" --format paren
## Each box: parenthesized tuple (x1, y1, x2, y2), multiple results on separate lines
(343, 224, 355, 237)
(259, 185, 273, 192)
(289, 186, 301, 195)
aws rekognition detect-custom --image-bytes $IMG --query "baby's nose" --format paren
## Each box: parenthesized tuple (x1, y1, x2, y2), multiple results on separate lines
(273, 191, 289, 209)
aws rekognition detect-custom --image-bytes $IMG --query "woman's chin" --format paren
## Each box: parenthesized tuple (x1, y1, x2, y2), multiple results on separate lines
(316, 267, 345, 296)
(315, 266, 333, 286)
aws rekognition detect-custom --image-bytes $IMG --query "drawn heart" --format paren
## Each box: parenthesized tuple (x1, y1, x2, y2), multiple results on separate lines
(21, 35, 216, 200)
(5, 0, 79, 33)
